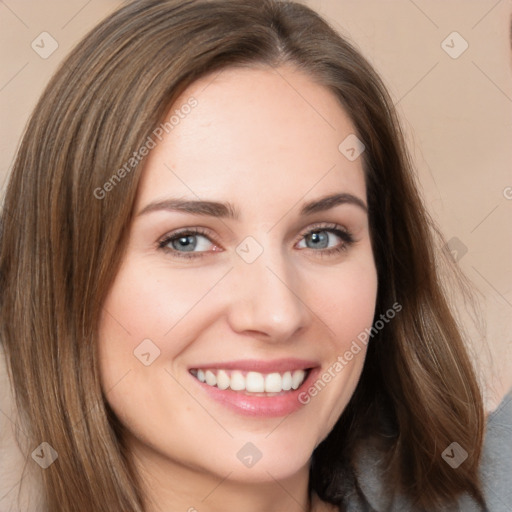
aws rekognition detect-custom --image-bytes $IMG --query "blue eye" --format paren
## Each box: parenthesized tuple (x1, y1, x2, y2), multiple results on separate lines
(167, 233, 210, 252)
(298, 229, 345, 250)
(296, 224, 355, 258)
(158, 228, 216, 259)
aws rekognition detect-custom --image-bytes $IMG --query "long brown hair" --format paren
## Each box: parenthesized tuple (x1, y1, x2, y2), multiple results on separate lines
(0, 0, 485, 510)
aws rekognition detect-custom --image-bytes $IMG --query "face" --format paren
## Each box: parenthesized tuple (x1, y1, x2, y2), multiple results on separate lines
(98, 64, 378, 486)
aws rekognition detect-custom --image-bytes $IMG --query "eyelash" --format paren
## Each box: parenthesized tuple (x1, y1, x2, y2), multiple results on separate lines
(157, 223, 355, 260)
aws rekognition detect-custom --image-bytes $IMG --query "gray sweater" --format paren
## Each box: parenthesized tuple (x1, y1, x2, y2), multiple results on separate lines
(348, 391, 512, 511)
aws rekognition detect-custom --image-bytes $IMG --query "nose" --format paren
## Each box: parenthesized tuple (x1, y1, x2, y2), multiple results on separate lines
(225, 250, 311, 343)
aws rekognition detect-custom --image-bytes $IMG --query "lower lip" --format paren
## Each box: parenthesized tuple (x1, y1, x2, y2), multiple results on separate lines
(190, 368, 320, 417)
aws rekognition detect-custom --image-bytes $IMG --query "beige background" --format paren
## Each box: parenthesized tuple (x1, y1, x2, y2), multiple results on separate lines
(1, 0, 511, 507)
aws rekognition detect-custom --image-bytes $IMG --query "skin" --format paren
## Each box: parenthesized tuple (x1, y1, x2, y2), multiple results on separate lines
(98, 63, 378, 512)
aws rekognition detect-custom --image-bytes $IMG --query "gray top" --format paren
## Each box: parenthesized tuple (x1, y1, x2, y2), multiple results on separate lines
(349, 390, 512, 511)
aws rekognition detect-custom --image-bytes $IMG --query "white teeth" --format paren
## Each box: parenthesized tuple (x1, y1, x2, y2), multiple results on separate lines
(205, 370, 217, 386)
(291, 370, 305, 390)
(216, 369, 230, 390)
(265, 373, 282, 393)
(230, 370, 245, 391)
(193, 368, 308, 393)
(282, 371, 292, 391)
(246, 372, 265, 392)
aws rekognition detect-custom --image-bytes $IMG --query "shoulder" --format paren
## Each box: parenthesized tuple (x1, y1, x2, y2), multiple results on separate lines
(479, 388, 512, 511)
(348, 390, 512, 511)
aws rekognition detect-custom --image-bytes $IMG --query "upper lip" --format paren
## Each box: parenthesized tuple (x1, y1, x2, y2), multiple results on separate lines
(189, 358, 318, 373)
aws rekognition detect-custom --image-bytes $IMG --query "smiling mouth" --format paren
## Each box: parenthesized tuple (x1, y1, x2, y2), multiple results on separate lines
(189, 368, 311, 394)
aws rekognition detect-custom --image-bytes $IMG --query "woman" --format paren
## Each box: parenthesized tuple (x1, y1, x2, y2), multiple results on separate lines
(0, 1, 510, 511)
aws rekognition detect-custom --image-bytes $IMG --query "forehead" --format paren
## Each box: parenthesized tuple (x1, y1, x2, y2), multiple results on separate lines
(135, 64, 366, 214)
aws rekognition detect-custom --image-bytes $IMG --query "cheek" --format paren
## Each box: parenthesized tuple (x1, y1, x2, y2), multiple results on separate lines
(312, 253, 378, 345)
(97, 257, 220, 363)
(96, 259, 179, 400)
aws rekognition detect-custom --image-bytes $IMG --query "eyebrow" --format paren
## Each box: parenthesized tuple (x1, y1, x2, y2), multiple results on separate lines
(137, 192, 368, 220)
